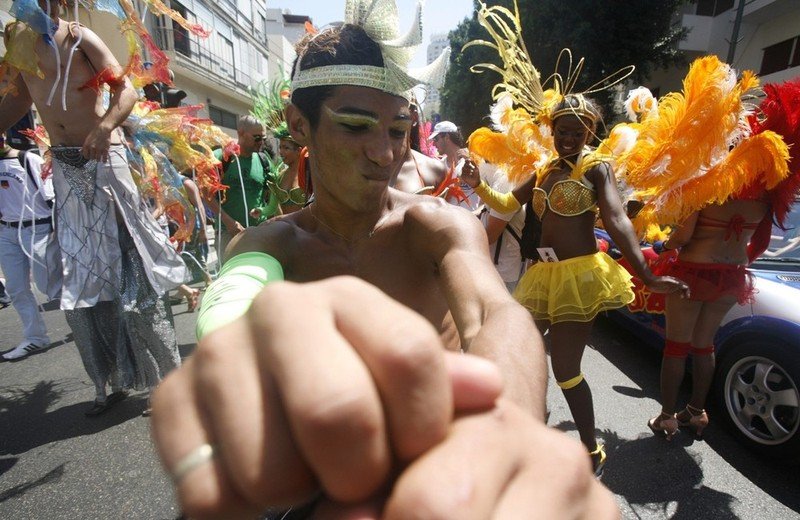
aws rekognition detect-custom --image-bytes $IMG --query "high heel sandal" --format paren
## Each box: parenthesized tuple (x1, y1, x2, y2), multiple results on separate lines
(677, 405, 709, 438)
(589, 443, 606, 478)
(648, 412, 679, 441)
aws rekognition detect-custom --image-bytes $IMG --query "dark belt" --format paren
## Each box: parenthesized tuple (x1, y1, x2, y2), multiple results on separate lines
(0, 217, 52, 228)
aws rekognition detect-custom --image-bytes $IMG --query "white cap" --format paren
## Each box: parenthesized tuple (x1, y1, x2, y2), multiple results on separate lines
(428, 120, 458, 140)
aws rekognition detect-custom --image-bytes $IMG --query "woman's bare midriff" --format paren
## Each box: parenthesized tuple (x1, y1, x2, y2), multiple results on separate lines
(679, 199, 769, 265)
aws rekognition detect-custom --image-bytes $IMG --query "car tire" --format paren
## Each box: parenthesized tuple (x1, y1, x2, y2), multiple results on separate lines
(715, 338, 800, 462)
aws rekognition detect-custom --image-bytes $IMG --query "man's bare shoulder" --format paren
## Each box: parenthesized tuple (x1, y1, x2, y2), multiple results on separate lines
(229, 212, 306, 264)
(68, 22, 119, 63)
(67, 22, 98, 40)
(398, 191, 484, 242)
(412, 149, 447, 184)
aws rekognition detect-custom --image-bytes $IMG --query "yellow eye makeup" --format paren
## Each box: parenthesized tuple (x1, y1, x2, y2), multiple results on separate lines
(325, 107, 379, 127)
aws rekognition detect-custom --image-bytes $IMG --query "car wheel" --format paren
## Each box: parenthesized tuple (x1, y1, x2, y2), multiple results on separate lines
(715, 338, 800, 462)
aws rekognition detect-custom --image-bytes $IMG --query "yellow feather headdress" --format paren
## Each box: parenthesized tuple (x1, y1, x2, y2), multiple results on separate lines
(463, 1, 634, 185)
(463, 1, 633, 126)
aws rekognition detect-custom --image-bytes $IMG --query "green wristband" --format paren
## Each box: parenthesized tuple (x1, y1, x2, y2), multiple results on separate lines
(196, 252, 284, 339)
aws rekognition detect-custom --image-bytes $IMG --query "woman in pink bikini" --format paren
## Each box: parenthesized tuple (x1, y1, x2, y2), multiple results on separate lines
(649, 198, 768, 439)
(647, 76, 800, 440)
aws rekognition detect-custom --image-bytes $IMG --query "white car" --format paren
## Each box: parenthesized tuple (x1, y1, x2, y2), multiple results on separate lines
(596, 214, 800, 462)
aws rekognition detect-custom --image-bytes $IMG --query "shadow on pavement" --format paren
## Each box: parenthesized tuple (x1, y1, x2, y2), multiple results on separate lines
(177, 342, 196, 359)
(0, 380, 145, 456)
(551, 419, 738, 518)
(0, 458, 17, 478)
(39, 299, 61, 312)
(0, 464, 65, 504)
(592, 316, 800, 514)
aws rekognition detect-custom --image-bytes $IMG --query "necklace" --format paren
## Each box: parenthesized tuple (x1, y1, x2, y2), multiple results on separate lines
(309, 203, 388, 243)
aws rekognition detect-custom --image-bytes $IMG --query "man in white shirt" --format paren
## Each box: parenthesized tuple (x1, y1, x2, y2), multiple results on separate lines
(478, 164, 525, 292)
(429, 121, 482, 212)
(0, 134, 62, 360)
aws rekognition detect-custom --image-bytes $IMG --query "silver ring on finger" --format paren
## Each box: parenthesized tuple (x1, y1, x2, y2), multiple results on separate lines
(171, 443, 217, 484)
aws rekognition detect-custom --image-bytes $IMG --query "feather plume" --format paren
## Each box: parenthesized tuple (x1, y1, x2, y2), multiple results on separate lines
(468, 96, 554, 186)
(624, 87, 658, 122)
(748, 78, 800, 228)
(638, 130, 789, 239)
(250, 76, 292, 139)
(614, 56, 789, 235)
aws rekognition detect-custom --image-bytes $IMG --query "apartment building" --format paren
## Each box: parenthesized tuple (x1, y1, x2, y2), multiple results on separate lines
(148, 1, 311, 135)
(0, 0, 311, 137)
(648, 0, 800, 96)
(423, 32, 449, 117)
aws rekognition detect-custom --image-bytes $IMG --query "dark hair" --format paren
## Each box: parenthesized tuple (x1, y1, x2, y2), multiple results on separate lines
(442, 130, 465, 148)
(409, 103, 421, 152)
(280, 138, 301, 150)
(290, 24, 385, 128)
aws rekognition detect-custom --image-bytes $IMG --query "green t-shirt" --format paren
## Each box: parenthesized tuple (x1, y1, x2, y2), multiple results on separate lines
(214, 149, 270, 226)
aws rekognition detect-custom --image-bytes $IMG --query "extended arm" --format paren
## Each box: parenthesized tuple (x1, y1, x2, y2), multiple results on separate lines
(182, 178, 208, 233)
(410, 204, 546, 418)
(461, 158, 536, 213)
(205, 190, 245, 234)
(594, 163, 688, 295)
(77, 26, 138, 161)
(594, 163, 650, 278)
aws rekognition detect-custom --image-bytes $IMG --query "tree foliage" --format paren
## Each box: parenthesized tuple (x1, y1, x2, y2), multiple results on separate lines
(440, 0, 689, 137)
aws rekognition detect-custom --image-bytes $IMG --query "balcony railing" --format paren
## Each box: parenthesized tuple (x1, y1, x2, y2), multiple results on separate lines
(153, 27, 252, 90)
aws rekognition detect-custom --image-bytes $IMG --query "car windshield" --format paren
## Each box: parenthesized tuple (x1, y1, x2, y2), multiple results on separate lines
(761, 200, 800, 261)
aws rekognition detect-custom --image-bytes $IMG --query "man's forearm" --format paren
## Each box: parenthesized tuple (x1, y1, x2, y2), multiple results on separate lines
(98, 82, 138, 133)
(205, 194, 235, 227)
(466, 302, 547, 419)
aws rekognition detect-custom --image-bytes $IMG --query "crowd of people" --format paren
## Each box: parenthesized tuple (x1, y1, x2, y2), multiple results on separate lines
(1, 0, 799, 518)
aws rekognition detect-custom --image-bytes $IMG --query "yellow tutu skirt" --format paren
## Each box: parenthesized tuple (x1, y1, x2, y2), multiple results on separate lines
(513, 251, 635, 324)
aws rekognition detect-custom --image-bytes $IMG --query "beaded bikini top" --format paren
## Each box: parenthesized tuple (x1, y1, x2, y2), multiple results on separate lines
(531, 159, 597, 219)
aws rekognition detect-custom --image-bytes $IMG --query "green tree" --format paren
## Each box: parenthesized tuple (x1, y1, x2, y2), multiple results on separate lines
(441, 0, 689, 137)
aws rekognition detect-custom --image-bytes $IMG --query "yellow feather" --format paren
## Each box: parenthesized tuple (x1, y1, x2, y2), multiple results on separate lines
(633, 130, 789, 234)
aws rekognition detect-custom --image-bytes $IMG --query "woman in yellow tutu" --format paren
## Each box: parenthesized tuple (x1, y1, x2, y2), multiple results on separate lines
(461, 93, 688, 474)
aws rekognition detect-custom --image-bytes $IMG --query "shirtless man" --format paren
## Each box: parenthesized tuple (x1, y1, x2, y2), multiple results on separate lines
(392, 100, 447, 194)
(151, 21, 618, 519)
(391, 146, 447, 193)
(1, 2, 187, 415)
(430, 120, 482, 210)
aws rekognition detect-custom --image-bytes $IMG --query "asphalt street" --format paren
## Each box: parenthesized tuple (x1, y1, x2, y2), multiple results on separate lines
(1, 285, 799, 519)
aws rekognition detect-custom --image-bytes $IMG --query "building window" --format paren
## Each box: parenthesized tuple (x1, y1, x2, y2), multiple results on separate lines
(695, 0, 734, 16)
(209, 106, 238, 129)
(237, 0, 252, 22)
(170, 1, 194, 57)
(760, 36, 799, 76)
(255, 49, 264, 74)
(217, 34, 235, 81)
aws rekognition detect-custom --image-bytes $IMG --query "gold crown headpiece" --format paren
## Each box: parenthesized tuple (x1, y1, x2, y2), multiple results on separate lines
(549, 93, 597, 124)
(291, 0, 450, 100)
(464, 1, 633, 126)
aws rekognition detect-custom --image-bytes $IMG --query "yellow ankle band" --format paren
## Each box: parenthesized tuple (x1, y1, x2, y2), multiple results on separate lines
(557, 373, 584, 390)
